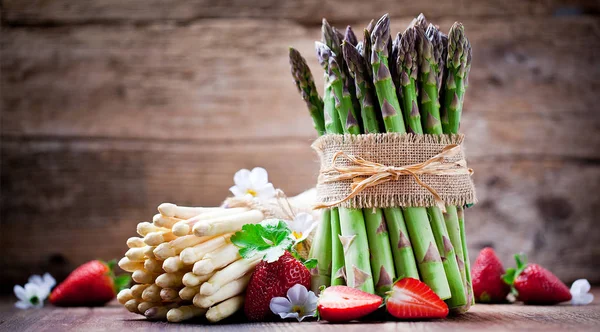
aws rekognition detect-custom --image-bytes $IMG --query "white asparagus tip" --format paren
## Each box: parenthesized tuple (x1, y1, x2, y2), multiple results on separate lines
(158, 203, 177, 217)
(206, 295, 245, 323)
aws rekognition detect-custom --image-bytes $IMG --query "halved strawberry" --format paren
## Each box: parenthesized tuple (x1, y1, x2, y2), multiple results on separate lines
(386, 278, 449, 319)
(318, 286, 383, 322)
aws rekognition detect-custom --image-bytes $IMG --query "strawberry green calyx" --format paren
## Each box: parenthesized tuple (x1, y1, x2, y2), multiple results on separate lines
(107, 260, 131, 293)
(502, 253, 528, 295)
(231, 220, 295, 263)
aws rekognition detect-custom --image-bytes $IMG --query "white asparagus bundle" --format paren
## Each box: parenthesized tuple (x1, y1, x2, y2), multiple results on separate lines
(193, 274, 251, 308)
(160, 288, 181, 303)
(138, 301, 162, 314)
(144, 231, 177, 246)
(125, 247, 151, 262)
(180, 234, 232, 265)
(205, 295, 245, 323)
(172, 208, 248, 236)
(145, 303, 180, 321)
(117, 289, 134, 304)
(179, 286, 200, 301)
(163, 256, 187, 273)
(130, 284, 150, 299)
(137, 222, 168, 237)
(156, 272, 185, 288)
(193, 210, 264, 237)
(193, 243, 241, 275)
(182, 272, 215, 287)
(166, 305, 207, 323)
(144, 258, 164, 273)
(153, 214, 182, 229)
(127, 237, 145, 248)
(200, 256, 261, 296)
(118, 257, 145, 272)
(141, 284, 162, 303)
(154, 235, 216, 260)
(158, 203, 220, 219)
(124, 299, 141, 314)
(132, 270, 159, 284)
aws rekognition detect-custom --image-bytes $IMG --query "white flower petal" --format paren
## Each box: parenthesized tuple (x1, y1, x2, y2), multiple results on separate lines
(229, 185, 246, 198)
(24, 283, 41, 298)
(14, 285, 27, 301)
(256, 183, 276, 200)
(304, 290, 319, 312)
(43, 273, 56, 289)
(297, 312, 315, 322)
(294, 213, 313, 230)
(233, 169, 252, 191)
(15, 301, 31, 309)
(28, 275, 43, 287)
(571, 279, 591, 295)
(572, 293, 594, 306)
(270, 296, 293, 315)
(249, 167, 269, 186)
(278, 312, 301, 320)
(287, 284, 308, 306)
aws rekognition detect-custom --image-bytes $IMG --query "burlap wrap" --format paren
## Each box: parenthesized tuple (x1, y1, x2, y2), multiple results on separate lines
(312, 133, 477, 209)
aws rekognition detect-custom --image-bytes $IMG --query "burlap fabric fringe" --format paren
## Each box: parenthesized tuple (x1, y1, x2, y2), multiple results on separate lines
(312, 133, 477, 210)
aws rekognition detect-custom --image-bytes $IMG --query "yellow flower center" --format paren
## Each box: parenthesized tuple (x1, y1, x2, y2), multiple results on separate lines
(292, 231, 303, 240)
(291, 305, 304, 316)
(246, 189, 258, 197)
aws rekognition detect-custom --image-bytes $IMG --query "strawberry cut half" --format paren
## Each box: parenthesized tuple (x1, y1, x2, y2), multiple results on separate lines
(317, 286, 383, 322)
(386, 278, 449, 319)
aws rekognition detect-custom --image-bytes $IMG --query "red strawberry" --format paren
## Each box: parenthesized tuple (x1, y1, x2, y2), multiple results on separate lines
(386, 278, 449, 319)
(50, 260, 130, 307)
(471, 247, 510, 303)
(317, 286, 383, 322)
(244, 251, 311, 321)
(503, 254, 571, 305)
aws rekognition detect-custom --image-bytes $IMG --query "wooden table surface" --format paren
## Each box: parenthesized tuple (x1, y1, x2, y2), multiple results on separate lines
(1, 290, 599, 332)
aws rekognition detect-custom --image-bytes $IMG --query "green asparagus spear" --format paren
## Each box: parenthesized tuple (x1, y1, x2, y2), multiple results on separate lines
(345, 26, 359, 46)
(410, 13, 429, 30)
(326, 51, 361, 135)
(315, 42, 345, 287)
(308, 209, 332, 292)
(372, 14, 451, 299)
(396, 27, 421, 134)
(416, 23, 467, 308)
(289, 48, 326, 136)
(441, 22, 471, 134)
(458, 206, 474, 306)
(391, 32, 402, 100)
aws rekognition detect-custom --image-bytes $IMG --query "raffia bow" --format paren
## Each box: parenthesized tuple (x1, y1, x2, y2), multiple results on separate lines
(315, 144, 473, 211)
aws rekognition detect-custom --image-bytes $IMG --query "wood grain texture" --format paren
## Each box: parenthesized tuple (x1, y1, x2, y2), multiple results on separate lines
(0, 291, 598, 331)
(1, 1, 599, 294)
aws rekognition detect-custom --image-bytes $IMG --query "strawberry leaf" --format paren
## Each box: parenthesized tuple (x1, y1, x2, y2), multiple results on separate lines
(231, 219, 295, 263)
(303, 258, 318, 269)
(114, 274, 131, 292)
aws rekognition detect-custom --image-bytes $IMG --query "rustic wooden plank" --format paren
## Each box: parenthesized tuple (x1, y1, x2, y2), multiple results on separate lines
(2, 138, 598, 293)
(2, 17, 599, 158)
(0, 292, 598, 331)
(3, 0, 599, 26)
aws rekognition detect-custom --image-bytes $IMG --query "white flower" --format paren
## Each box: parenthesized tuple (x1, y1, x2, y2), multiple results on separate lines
(28, 273, 56, 299)
(14, 283, 46, 309)
(270, 284, 317, 322)
(229, 167, 276, 200)
(570, 279, 594, 306)
(286, 213, 318, 244)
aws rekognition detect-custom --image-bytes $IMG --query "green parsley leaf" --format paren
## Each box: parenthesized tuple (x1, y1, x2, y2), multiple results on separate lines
(230, 219, 295, 263)
(303, 258, 318, 269)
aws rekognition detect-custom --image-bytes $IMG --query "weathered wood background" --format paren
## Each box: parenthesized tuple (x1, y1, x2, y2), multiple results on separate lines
(1, 0, 599, 293)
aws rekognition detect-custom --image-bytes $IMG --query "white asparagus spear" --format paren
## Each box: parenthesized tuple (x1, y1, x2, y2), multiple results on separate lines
(179, 286, 200, 301)
(172, 208, 249, 236)
(118, 257, 145, 272)
(138, 301, 162, 314)
(144, 258, 164, 273)
(143, 246, 156, 260)
(200, 256, 261, 296)
(193, 243, 241, 275)
(144, 231, 177, 246)
(163, 256, 187, 273)
(127, 237, 145, 248)
(130, 284, 150, 299)
(156, 272, 185, 288)
(132, 270, 159, 284)
(167, 305, 207, 323)
(206, 295, 245, 323)
(153, 235, 216, 260)
(160, 288, 181, 302)
(153, 214, 182, 229)
(137, 222, 168, 236)
(194, 274, 251, 308)
(180, 234, 232, 265)
(158, 203, 220, 219)
(124, 299, 141, 314)
(125, 247, 151, 261)
(193, 210, 264, 237)
(182, 272, 215, 287)
(141, 284, 162, 303)
(144, 303, 179, 321)
(117, 288, 134, 304)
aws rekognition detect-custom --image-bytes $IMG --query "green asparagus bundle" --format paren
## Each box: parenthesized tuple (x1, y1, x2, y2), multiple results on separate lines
(288, 13, 473, 310)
